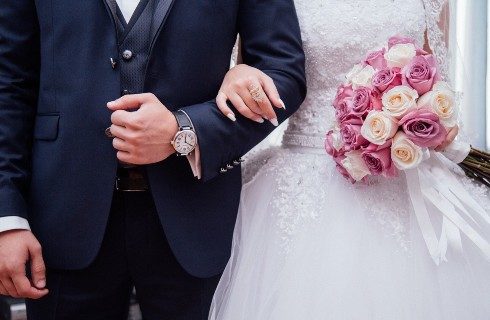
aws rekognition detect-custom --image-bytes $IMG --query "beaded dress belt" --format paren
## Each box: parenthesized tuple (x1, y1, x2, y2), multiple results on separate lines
(282, 133, 326, 149)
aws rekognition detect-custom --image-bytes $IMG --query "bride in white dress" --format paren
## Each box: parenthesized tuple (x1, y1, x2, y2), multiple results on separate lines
(210, 0, 490, 319)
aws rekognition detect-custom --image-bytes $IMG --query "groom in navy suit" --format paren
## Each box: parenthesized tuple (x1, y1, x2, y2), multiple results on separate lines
(0, 0, 306, 319)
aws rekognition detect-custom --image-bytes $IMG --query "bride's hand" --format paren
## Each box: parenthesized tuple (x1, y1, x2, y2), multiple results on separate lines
(435, 125, 459, 152)
(216, 64, 286, 126)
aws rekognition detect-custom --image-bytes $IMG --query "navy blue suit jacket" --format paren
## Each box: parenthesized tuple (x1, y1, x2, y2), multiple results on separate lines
(0, 0, 306, 278)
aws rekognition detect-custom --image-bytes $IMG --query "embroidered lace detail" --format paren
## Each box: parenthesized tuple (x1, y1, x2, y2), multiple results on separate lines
(422, 0, 450, 79)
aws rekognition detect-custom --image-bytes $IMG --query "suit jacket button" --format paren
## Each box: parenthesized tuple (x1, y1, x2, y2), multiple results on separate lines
(220, 167, 227, 173)
(122, 50, 133, 61)
(121, 89, 131, 96)
(226, 164, 234, 170)
(233, 160, 240, 165)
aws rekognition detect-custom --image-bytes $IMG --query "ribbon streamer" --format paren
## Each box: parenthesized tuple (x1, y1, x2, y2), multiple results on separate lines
(405, 148, 490, 265)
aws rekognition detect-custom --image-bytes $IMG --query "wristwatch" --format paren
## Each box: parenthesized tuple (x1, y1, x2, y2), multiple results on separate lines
(171, 110, 197, 156)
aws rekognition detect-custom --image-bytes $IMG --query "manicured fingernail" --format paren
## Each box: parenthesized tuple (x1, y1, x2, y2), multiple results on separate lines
(226, 113, 236, 122)
(37, 279, 46, 288)
(270, 118, 279, 127)
(279, 99, 286, 110)
(254, 118, 265, 123)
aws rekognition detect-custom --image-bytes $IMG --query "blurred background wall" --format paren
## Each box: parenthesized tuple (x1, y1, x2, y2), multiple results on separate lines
(453, 0, 488, 149)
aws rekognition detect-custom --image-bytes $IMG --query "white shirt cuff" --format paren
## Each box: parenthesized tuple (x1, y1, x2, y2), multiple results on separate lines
(0, 216, 31, 233)
(186, 144, 202, 179)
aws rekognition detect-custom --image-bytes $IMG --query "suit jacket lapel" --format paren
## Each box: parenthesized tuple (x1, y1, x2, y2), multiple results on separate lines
(102, 0, 125, 40)
(150, 0, 176, 50)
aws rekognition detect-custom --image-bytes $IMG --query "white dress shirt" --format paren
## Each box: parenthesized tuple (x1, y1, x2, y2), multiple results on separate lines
(0, 0, 202, 234)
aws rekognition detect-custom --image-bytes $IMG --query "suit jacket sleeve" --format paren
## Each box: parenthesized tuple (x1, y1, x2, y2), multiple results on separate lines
(0, 1, 40, 219)
(182, 0, 306, 182)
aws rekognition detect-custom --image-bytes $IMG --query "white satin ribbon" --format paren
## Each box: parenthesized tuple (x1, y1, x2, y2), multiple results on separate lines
(405, 146, 490, 265)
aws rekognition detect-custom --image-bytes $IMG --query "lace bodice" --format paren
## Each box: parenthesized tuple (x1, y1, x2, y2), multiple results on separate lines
(283, 0, 427, 148)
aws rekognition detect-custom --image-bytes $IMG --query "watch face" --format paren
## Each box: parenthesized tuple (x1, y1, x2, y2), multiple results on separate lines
(173, 130, 197, 154)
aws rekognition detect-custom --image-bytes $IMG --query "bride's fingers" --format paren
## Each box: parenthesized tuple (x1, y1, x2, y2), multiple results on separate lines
(260, 74, 286, 110)
(216, 91, 237, 122)
(435, 125, 459, 152)
(246, 78, 277, 126)
(228, 92, 264, 123)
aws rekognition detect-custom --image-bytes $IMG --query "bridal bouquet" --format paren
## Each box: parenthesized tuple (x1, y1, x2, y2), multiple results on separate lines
(326, 35, 489, 185)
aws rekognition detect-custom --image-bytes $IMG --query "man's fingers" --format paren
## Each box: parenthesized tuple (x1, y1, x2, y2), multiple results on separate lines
(260, 74, 285, 110)
(28, 242, 46, 289)
(107, 93, 156, 111)
(117, 151, 135, 164)
(12, 274, 48, 299)
(228, 93, 264, 123)
(216, 92, 236, 122)
(113, 137, 131, 152)
(109, 124, 130, 140)
(0, 283, 7, 296)
(0, 278, 19, 298)
(111, 110, 133, 127)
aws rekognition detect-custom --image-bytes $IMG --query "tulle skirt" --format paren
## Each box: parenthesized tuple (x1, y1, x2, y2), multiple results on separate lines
(210, 146, 490, 320)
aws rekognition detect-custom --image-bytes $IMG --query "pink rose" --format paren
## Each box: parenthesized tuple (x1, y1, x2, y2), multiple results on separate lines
(325, 131, 344, 158)
(335, 98, 353, 122)
(388, 35, 428, 55)
(402, 55, 440, 95)
(362, 143, 398, 177)
(351, 87, 382, 118)
(399, 108, 447, 148)
(340, 116, 369, 151)
(333, 84, 354, 109)
(333, 155, 356, 184)
(364, 48, 387, 70)
(372, 68, 402, 93)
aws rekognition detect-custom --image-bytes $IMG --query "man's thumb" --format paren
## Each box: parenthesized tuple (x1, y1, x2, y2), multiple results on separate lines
(29, 242, 46, 289)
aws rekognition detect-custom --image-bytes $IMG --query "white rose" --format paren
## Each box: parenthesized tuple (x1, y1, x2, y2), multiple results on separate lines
(391, 132, 429, 170)
(361, 111, 399, 145)
(341, 150, 371, 181)
(351, 65, 376, 89)
(382, 85, 419, 119)
(345, 63, 364, 84)
(417, 81, 458, 128)
(384, 43, 416, 68)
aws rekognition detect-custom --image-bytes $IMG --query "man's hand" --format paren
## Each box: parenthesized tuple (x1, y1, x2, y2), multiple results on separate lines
(107, 93, 178, 165)
(0, 230, 48, 299)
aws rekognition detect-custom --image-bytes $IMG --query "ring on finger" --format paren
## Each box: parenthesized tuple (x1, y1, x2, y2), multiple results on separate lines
(248, 84, 266, 103)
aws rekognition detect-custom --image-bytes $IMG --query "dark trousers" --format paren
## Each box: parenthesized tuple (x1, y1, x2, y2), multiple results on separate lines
(26, 191, 221, 320)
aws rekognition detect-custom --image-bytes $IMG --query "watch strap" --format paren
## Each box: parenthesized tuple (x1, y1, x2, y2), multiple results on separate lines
(173, 110, 194, 131)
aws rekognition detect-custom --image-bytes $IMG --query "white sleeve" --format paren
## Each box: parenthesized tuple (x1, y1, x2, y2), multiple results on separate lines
(186, 144, 202, 179)
(0, 216, 31, 233)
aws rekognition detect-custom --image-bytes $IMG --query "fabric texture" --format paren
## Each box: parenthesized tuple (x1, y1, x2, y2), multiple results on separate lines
(27, 191, 220, 320)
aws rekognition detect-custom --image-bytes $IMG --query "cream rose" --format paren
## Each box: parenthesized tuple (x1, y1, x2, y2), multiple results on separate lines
(382, 85, 419, 119)
(351, 65, 376, 89)
(341, 150, 371, 181)
(361, 111, 398, 145)
(345, 63, 364, 84)
(391, 132, 428, 170)
(417, 81, 458, 128)
(384, 43, 417, 68)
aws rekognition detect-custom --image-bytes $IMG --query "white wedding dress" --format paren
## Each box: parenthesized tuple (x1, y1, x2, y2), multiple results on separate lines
(210, 1, 490, 319)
